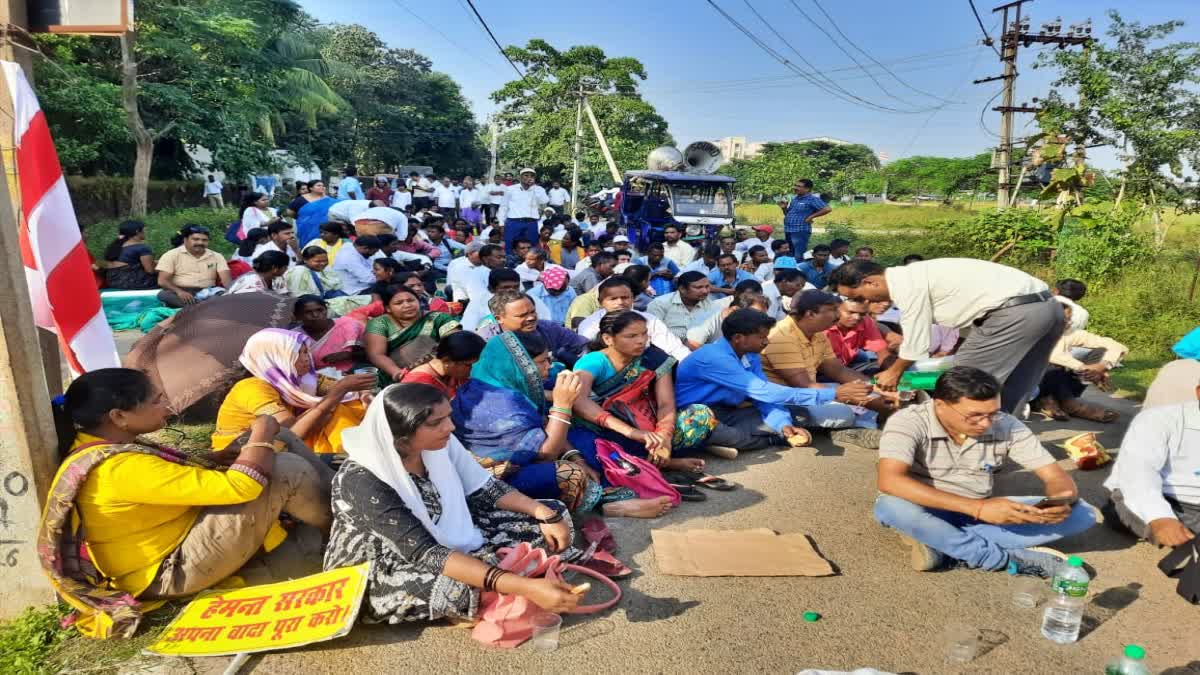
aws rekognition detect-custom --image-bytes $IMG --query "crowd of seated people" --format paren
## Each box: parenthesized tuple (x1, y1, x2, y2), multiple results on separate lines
(56, 171, 1198, 643)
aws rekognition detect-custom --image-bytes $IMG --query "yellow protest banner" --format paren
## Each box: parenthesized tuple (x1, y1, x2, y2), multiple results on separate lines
(144, 563, 371, 657)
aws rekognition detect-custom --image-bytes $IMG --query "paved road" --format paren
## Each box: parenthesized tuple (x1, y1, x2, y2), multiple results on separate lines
(108, 334, 1195, 675)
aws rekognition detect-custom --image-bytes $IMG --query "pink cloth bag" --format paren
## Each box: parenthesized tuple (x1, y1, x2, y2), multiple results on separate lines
(471, 542, 622, 648)
(595, 439, 681, 506)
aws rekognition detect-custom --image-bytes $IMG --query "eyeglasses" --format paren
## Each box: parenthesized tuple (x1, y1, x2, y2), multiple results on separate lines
(944, 402, 1003, 424)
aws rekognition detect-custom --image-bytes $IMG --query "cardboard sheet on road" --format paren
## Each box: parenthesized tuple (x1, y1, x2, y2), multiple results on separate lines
(652, 528, 834, 577)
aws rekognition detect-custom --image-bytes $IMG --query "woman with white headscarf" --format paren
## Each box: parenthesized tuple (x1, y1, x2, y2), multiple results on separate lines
(212, 329, 375, 459)
(323, 383, 582, 624)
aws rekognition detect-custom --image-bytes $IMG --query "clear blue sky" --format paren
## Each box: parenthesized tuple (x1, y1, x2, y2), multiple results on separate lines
(298, 0, 1198, 169)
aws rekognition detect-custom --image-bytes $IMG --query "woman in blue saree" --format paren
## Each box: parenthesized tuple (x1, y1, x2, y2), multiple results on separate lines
(452, 331, 672, 518)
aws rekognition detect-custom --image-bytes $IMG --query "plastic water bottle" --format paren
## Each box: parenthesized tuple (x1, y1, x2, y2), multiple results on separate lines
(1042, 556, 1089, 644)
(1105, 644, 1150, 675)
(1051, 555, 1090, 597)
(1040, 593, 1084, 644)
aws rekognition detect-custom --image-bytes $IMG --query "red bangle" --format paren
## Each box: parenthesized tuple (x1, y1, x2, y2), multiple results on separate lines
(595, 411, 611, 428)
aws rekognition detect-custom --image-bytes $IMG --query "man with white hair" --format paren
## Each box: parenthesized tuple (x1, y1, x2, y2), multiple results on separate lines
(446, 240, 485, 303)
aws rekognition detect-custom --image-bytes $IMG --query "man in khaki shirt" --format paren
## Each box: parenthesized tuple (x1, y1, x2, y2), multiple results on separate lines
(155, 225, 231, 307)
(874, 366, 1095, 577)
(761, 291, 893, 444)
(832, 258, 1061, 413)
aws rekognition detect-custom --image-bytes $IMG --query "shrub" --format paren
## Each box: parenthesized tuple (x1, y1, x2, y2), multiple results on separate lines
(0, 604, 70, 674)
(83, 207, 239, 259)
(949, 208, 1057, 264)
(1055, 204, 1149, 282)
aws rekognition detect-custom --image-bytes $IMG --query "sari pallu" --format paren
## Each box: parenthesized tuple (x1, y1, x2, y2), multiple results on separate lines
(451, 332, 599, 512)
(568, 346, 717, 472)
(366, 311, 460, 387)
(37, 441, 217, 639)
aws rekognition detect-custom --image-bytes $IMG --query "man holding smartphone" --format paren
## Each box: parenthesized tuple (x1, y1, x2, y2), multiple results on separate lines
(873, 366, 1097, 578)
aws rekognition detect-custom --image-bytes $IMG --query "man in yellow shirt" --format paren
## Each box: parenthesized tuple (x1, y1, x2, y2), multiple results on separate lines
(155, 225, 231, 307)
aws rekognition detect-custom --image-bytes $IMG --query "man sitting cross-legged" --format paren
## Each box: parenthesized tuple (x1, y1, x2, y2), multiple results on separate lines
(1102, 381, 1200, 548)
(874, 366, 1097, 577)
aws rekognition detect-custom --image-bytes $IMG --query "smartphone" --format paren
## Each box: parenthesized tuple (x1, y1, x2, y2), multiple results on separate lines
(1034, 496, 1073, 509)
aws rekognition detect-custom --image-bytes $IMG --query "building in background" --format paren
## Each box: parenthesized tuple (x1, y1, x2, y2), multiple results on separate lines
(711, 136, 887, 165)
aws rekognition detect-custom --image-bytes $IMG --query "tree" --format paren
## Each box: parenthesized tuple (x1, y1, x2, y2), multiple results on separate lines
(1037, 10, 1200, 246)
(291, 24, 483, 175)
(722, 141, 879, 199)
(491, 41, 673, 190)
(872, 153, 993, 199)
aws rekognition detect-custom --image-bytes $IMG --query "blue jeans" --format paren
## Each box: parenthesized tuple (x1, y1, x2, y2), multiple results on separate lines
(504, 218, 538, 254)
(788, 402, 877, 429)
(873, 494, 1097, 570)
(785, 229, 812, 258)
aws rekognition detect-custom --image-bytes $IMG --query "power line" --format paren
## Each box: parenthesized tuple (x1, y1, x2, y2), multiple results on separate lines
(779, 0, 927, 109)
(385, 0, 502, 73)
(739, 0, 931, 113)
(639, 44, 979, 93)
(706, 0, 922, 114)
(967, 0, 1002, 56)
(896, 38, 988, 158)
(463, 0, 528, 81)
(808, 0, 960, 105)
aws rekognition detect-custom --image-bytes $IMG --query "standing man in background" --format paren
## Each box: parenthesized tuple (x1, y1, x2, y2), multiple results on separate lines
(434, 176, 459, 221)
(458, 176, 483, 229)
(339, 166, 364, 201)
(778, 178, 831, 258)
(203, 174, 224, 209)
(547, 180, 571, 215)
(498, 168, 549, 254)
(481, 174, 505, 226)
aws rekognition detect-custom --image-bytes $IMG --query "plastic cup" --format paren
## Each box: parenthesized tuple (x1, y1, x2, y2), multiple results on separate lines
(530, 612, 562, 651)
(944, 621, 979, 663)
(1012, 573, 1044, 609)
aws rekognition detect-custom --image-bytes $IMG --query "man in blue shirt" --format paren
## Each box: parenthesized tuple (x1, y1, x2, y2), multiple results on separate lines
(796, 244, 833, 289)
(778, 178, 831, 257)
(676, 309, 861, 456)
(707, 253, 756, 297)
(338, 166, 365, 201)
(637, 242, 680, 297)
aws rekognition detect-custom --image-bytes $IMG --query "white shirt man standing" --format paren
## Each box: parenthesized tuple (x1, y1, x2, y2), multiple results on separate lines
(498, 168, 549, 254)
(547, 181, 571, 213)
(203, 174, 224, 209)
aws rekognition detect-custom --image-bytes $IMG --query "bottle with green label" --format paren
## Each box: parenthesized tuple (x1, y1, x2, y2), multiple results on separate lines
(1105, 644, 1150, 675)
(1051, 555, 1090, 597)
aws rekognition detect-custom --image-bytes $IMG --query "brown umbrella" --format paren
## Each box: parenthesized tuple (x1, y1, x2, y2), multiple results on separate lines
(124, 292, 296, 414)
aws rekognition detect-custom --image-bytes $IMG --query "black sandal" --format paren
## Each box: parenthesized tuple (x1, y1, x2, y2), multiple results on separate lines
(665, 480, 707, 501)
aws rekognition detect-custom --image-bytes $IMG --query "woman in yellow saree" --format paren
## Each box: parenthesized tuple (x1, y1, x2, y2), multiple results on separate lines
(212, 328, 375, 458)
(38, 368, 330, 638)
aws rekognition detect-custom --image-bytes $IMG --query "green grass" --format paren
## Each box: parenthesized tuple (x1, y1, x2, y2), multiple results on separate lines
(82, 207, 239, 260)
(735, 201, 977, 230)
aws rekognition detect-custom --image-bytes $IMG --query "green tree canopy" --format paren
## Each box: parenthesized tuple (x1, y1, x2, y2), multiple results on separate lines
(872, 153, 993, 199)
(491, 40, 673, 190)
(1036, 10, 1200, 205)
(722, 140, 880, 199)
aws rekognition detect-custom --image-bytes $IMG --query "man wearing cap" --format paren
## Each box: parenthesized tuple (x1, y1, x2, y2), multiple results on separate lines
(498, 168, 549, 255)
(831, 258, 1063, 414)
(737, 225, 778, 260)
(527, 265, 576, 325)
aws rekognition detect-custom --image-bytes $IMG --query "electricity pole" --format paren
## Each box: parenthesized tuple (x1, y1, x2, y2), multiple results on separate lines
(570, 84, 585, 215)
(976, 1, 1091, 207)
(487, 115, 498, 180)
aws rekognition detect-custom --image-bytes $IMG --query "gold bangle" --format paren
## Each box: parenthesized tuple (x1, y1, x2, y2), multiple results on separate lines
(242, 441, 281, 452)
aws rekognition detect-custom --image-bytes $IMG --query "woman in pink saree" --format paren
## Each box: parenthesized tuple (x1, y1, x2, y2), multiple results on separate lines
(294, 295, 366, 372)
